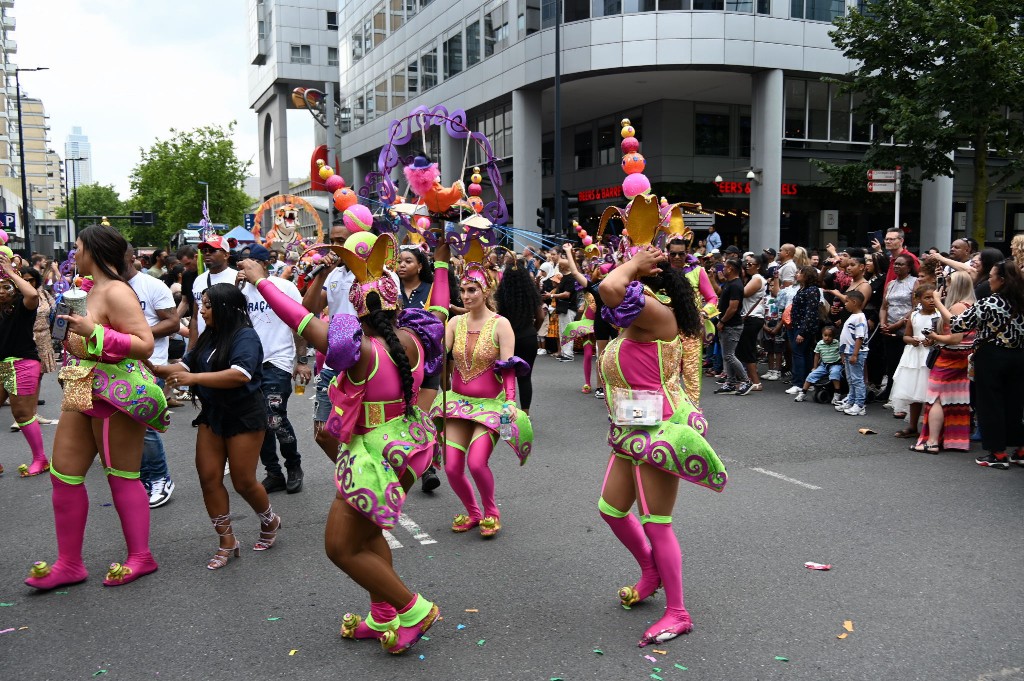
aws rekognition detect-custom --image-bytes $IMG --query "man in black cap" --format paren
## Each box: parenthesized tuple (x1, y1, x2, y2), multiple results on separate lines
(239, 244, 310, 494)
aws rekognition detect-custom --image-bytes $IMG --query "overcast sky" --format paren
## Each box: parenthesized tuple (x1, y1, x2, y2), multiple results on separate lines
(15, 0, 313, 198)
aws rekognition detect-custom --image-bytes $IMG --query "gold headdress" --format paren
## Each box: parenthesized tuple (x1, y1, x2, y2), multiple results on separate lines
(337, 233, 400, 317)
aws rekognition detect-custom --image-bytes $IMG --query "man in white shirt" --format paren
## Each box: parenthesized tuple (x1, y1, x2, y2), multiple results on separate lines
(777, 243, 797, 285)
(239, 245, 311, 494)
(189, 235, 237, 348)
(127, 247, 181, 509)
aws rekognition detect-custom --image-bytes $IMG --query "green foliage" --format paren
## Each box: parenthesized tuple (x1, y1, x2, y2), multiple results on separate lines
(127, 122, 253, 246)
(55, 183, 124, 221)
(826, 0, 1024, 243)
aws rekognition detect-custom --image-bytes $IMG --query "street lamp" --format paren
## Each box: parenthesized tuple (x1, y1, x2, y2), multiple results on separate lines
(15, 66, 49, 257)
(65, 156, 87, 247)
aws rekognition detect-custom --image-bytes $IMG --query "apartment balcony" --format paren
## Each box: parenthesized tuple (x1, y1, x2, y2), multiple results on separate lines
(3, 39, 14, 54)
(2, 15, 15, 30)
(0, 1, 14, 9)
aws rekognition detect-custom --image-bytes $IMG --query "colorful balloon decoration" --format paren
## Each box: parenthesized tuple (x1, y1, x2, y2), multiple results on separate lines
(333, 187, 358, 212)
(620, 118, 652, 200)
(343, 204, 374, 233)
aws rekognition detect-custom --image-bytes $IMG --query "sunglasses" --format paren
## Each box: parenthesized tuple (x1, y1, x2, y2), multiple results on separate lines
(668, 251, 687, 258)
(199, 248, 219, 255)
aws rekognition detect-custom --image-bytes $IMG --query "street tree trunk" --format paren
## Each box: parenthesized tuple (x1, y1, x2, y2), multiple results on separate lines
(971, 128, 989, 246)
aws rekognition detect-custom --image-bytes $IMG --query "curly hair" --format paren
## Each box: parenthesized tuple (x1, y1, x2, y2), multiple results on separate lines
(641, 261, 702, 338)
(399, 247, 434, 284)
(364, 290, 415, 418)
(994, 258, 1024, 317)
(495, 259, 542, 333)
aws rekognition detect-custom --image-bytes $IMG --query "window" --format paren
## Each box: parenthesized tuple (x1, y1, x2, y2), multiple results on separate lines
(407, 57, 419, 97)
(444, 30, 463, 78)
(328, 47, 339, 66)
(375, 77, 388, 116)
(326, 10, 338, 30)
(466, 19, 481, 67)
(390, 0, 405, 31)
(807, 81, 829, 139)
(372, 3, 387, 47)
(484, 3, 509, 57)
(565, 0, 590, 21)
(420, 46, 438, 91)
(740, 114, 751, 157)
(574, 130, 593, 169)
(784, 78, 806, 139)
(353, 93, 366, 127)
(352, 25, 364, 62)
(363, 16, 373, 55)
(851, 92, 871, 142)
(597, 121, 618, 166)
(391, 65, 407, 108)
(830, 87, 850, 141)
(542, 139, 554, 176)
(792, 0, 844, 21)
(258, 20, 266, 39)
(592, 0, 621, 16)
(694, 112, 730, 155)
(519, 0, 541, 35)
(692, 0, 724, 8)
(624, 0, 656, 12)
(726, 0, 753, 9)
(365, 85, 375, 122)
(659, 0, 686, 9)
(290, 44, 311, 64)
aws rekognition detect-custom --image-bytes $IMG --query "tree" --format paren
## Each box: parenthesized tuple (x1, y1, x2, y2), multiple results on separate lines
(127, 122, 253, 246)
(826, 0, 1024, 244)
(55, 183, 124, 222)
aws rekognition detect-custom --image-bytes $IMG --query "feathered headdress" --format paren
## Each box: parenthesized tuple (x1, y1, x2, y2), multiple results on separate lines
(337, 233, 400, 318)
(459, 235, 491, 290)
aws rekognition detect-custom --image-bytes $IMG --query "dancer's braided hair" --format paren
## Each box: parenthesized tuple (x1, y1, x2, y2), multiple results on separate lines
(642, 264, 702, 338)
(364, 290, 416, 418)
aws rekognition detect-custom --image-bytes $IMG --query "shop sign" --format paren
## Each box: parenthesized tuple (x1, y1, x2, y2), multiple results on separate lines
(716, 182, 799, 196)
(578, 185, 623, 202)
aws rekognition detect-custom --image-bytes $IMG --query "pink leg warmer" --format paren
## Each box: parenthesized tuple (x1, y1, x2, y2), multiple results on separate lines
(582, 342, 594, 387)
(466, 433, 498, 519)
(20, 418, 49, 475)
(104, 474, 158, 586)
(443, 444, 481, 521)
(24, 475, 90, 590)
(342, 600, 399, 640)
(638, 521, 693, 646)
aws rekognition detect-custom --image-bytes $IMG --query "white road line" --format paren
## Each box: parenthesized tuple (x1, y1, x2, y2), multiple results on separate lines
(750, 467, 822, 490)
(398, 513, 438, 545)
(383, 530, 404, 549)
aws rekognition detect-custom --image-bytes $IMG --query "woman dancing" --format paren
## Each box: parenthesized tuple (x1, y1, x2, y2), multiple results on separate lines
(436, 242, 534, 538)
(155, 283, 281, 569)
(239, 233, 445, 654)
(0, 255, 48, 478)
(597, 244, 727, 647)
(26, 225, 169, 590)
(494, 258, 545, 414)
(561, 244, 598, 393)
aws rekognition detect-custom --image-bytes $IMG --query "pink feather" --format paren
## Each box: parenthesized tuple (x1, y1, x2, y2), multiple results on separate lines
(404, 163, 440, 197)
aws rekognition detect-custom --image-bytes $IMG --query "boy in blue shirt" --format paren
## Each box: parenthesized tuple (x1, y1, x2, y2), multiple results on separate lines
(836, 290, 869, 415)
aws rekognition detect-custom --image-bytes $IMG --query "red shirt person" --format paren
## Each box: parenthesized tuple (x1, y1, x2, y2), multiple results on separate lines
(882, 228, 920, 288)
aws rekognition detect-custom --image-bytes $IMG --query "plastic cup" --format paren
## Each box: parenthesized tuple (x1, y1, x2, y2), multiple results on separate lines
(64, 290, 88, 316)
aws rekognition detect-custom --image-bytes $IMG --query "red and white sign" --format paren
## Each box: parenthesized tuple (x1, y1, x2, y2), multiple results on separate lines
(716, 182, 799, 196)
(867, 169, 897, 181)
(867, 182, 897, 193)
(577, 185, 623, 203)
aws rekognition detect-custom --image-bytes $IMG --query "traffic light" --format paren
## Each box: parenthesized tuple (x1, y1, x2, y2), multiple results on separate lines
(536, 207, 550, 235)
(560, 192, 579, 235)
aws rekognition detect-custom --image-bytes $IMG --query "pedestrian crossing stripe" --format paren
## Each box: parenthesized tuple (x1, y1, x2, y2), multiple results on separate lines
(383, 513, 438, 549)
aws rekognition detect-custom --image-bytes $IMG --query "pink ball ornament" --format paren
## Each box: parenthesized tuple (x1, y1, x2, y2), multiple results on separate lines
(620, 137, 640, 154)
(343, 204, 373, 233)
(324, 174, 345, 193)
(622, 153, 646, 175)
(415, 216, 431, 231)
(333, 187, 358, 212)
(468, 183, 483, 197)
(311, 253, 323, 263)
(622, 173, 652, 199)
(0, 228, 8, 244)
(582, 236, 593, 246)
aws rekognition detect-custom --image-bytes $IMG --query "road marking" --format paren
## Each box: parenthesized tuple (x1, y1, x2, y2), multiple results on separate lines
(383, 531, 403, 549)
(398, 513, 437, 545)
(750, 467, 822, 490)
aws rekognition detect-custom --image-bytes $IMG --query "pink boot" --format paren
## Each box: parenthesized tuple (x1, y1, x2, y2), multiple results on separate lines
(25, 474, 89, 591)
(102, 474, 158, 586)
(599, 499, 661, 606)
(17, 417, 49, 477)
(637, 521, 693, 647)
(380, 594, 440, 654)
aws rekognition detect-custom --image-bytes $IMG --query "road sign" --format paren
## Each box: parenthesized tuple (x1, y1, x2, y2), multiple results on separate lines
(243, 213, 255, 230)
(867, 182, 897, 193)
(867, 170, 897, 181)
(0, 212, 15, 230)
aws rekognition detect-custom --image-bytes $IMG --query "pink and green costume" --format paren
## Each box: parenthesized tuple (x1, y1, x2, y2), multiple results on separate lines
(561, 291, 597, 391)
(322, 309, 444, 530)
(679, 256, 719, 408)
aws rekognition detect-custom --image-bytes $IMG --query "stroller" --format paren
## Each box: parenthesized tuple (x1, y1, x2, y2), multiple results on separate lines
(807, 360, 847, 404)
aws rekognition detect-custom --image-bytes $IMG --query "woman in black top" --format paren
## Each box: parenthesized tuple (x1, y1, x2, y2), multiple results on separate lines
(158, 283, 280, 569)
(397, 247, 433, 310)
(789, 266, 823, 389)
(495, 259, 545, 414)
(865, 251, 889, 393)
(0, 253, 47, 477)
(935, 259, 1024, 469)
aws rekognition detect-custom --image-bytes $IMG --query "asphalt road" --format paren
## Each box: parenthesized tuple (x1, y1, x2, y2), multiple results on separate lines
(2, 357, 1023, 681)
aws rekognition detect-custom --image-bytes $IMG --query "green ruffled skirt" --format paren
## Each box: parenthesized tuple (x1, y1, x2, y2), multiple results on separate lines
(431, 389, 533, 465)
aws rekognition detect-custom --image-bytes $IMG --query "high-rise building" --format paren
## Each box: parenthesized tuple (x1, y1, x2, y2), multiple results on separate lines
(65, 126, 92, 187)
(0, 0, 22, 238)
(19, 95, 63, 220)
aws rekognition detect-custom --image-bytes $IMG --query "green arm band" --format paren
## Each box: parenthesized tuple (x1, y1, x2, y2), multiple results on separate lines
(427, 305, 450, 319)
(599, 497, 630, 518)
(297, 312, 315, 336)
(86, 324, 105, 356)
(433, 261, 449, 270)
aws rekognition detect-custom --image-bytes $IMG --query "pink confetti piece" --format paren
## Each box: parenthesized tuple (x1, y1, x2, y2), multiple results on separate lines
(0, 628, 15, 635)
(644, 654, 658, 663)
(804, 562, 832, 571)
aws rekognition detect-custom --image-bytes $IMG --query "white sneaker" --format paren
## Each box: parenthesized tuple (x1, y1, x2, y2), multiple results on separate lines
(831, 394, 844, 406)
(794, 390, 806, 402)
(768, 370, 781, 381)
(844, 404, 866, 416)
(882, 401, 894, 410)
(148, 477, 175, 508)
(835, 401, 851, 412)
(785, 386, 801, 395)
(537, 349, 547, 356)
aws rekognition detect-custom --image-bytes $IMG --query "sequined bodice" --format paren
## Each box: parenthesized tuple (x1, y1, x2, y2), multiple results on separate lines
(600, 335, 684, 418)
(453, 314, 499, 384)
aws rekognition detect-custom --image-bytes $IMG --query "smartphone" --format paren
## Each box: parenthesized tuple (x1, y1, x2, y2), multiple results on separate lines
(51, 301, 71, 341)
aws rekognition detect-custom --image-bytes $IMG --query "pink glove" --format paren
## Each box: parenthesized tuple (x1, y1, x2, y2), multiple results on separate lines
(256, 278, 314, 332)
(426, 262, 450, 317)
(86, 325, 132, 363)
(501, 368, 516, 402)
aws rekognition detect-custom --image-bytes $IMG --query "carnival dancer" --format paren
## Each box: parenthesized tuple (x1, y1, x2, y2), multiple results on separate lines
(435, 240, 534, 538)
(595, 117, 726, 647)
(667, 237, 719, 408)
(562, 244, 598, 393)
(238, 233, 446, 654)
(0, 254, 48, 477)
(26, 226, 169, 591)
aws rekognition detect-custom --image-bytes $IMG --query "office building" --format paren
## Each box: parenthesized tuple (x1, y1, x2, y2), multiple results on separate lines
(64, 126, 92, 188)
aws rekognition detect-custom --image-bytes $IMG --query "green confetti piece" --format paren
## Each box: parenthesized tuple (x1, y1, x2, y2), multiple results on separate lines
(593, 648, 603, 655)
(653, 668, 662, 673)
(93, 672, 108, 677)
(0, 603, 14, 606)
(266, 617, 281, 621)
(551, 678, 564, 681)
(421, 636, 430, 641)
(651, 675, 663, 681)
(477, 639, 486, 646)
(621, 604, 632, 610)
(775, 656, 789, 662)
(55, 591, 68, 595)
(674, 663, 688, 670)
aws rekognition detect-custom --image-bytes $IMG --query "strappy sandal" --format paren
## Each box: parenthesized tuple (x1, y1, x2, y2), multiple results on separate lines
(208, 514, 240, 570)
(908, 443, 940, 454)
(894, 428, 918, 439)
(254, 507, 281, 551)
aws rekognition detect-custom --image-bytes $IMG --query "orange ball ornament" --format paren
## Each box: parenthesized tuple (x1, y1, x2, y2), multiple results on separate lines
(333, 187, 358, 212)
(468, 196, 485, 213)
(621, 153, 646, 175)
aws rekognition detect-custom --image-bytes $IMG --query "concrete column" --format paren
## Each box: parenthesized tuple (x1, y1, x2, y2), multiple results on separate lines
(439, 125, 461, 185)
(512, 88, 543, 253)
(258, 84, 291, 200)
(919, 160, 954, 251)
(351, 155, 367, 192)
(749, 69, 783, 252)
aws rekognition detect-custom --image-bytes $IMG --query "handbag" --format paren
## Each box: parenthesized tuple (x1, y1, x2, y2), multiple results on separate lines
(925, 345, 941, 369)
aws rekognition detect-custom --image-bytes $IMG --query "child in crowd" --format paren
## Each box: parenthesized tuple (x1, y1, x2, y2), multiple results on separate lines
(794, 324, 843, 403)
(890, 285, 940, 438)
(835, 290, 869, 416)
(762, 286, 785, 381)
